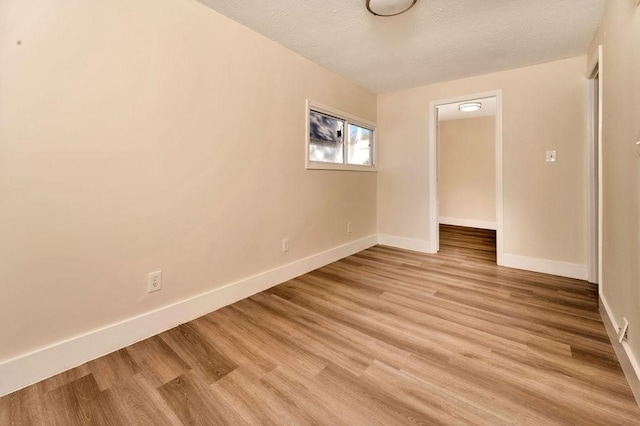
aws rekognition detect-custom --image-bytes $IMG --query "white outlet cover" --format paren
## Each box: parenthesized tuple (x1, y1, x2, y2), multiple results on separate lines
(148, 271, 162, 293)
(545, 150, 557, 163)
(618, 317, 629, 343)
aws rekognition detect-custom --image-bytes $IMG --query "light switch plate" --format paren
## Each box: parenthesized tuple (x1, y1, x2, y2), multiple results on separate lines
(546, 150, 557, 163)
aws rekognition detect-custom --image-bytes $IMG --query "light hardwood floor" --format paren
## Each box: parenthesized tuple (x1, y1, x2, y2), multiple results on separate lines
(2, 225, 639, 425)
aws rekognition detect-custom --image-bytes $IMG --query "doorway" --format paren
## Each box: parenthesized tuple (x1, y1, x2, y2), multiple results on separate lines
(428, 90, 504, 265)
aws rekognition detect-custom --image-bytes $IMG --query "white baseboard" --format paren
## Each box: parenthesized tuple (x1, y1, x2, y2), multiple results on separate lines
(599, 295, 640, 406)
(500, 253, 587, 280)
(439, 217, 497, 230)
(0, 235, 378, 398)
(377, 234, 432, 253)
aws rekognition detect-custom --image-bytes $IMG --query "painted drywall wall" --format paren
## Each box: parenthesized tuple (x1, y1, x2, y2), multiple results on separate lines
(439, 117, 496, 225)
(377, 56, 587, 264)
(589, 1, 640, 375)
(0, 0, 376, 362)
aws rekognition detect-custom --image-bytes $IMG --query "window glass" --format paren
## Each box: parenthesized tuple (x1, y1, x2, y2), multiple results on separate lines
(306, 102, 376, 170)
(347, 124, 373, 166)
(309, 110, 344, 164)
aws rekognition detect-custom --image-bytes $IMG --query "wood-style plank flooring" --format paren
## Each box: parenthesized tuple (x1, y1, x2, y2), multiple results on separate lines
(2, 225, 639, 425)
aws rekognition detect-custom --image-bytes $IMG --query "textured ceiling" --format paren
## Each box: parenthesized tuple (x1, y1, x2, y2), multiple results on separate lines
(196, 0, 605, 94)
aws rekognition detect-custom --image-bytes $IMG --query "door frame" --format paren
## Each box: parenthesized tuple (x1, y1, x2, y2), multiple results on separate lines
(586, 45, 603, 287)
(428, 89, 504, 264)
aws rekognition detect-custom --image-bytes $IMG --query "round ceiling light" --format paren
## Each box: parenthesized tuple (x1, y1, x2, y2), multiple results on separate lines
(458, 102, 482, 112)
(366, 0, 417, 17)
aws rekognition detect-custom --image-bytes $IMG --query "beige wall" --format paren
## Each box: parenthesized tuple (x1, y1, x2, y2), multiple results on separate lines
(377, 56, 587, 264)
(589, 2, 640, 368)
(439, 117, 496, 224)
(0, 0, 376, 361)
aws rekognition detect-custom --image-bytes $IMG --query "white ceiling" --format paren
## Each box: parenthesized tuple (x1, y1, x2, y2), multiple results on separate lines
(438, 97, 496, 121)
(196, 0, 605, 94)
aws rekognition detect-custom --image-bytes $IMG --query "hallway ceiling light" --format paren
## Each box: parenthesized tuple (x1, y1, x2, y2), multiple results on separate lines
(458, 102, 482, 112)
(366, 0, 417, 17)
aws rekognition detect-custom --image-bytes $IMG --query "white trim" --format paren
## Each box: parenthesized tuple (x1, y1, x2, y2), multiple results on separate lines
(599, 295, 640, 405)
(586, 45, 603, 285)
(438, 217, 497, 230)
(0, 235, 378, 398)
(306, 162, 378, 173)
(495, 93, 504, 265)
(429, 90, 504, 263)
(596, 45, 604, 287)
(428, 104, 439, 253)
(501, 253, 587, 280)
(377, 234, 431, 253)
(586, 72, 597, 282)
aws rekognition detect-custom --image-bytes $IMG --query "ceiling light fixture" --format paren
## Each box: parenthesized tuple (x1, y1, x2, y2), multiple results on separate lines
(458, 102, 482, 112)
(366, 0, 417, 17)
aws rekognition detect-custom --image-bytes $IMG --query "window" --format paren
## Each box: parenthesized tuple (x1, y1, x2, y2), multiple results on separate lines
(306, 101, 376, 171)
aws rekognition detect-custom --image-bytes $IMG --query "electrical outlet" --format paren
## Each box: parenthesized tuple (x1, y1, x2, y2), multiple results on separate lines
(347, 222, 353, 233)
(282, 238, 290, 252)
(618, 317, 629, 343)
(148, 271, 162, 293)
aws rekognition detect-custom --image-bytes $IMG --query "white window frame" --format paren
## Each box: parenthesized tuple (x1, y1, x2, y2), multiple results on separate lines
(305, 100, 377, 172)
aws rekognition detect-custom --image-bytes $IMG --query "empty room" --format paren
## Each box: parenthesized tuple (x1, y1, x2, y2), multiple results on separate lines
(1, 0, 639, 424)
